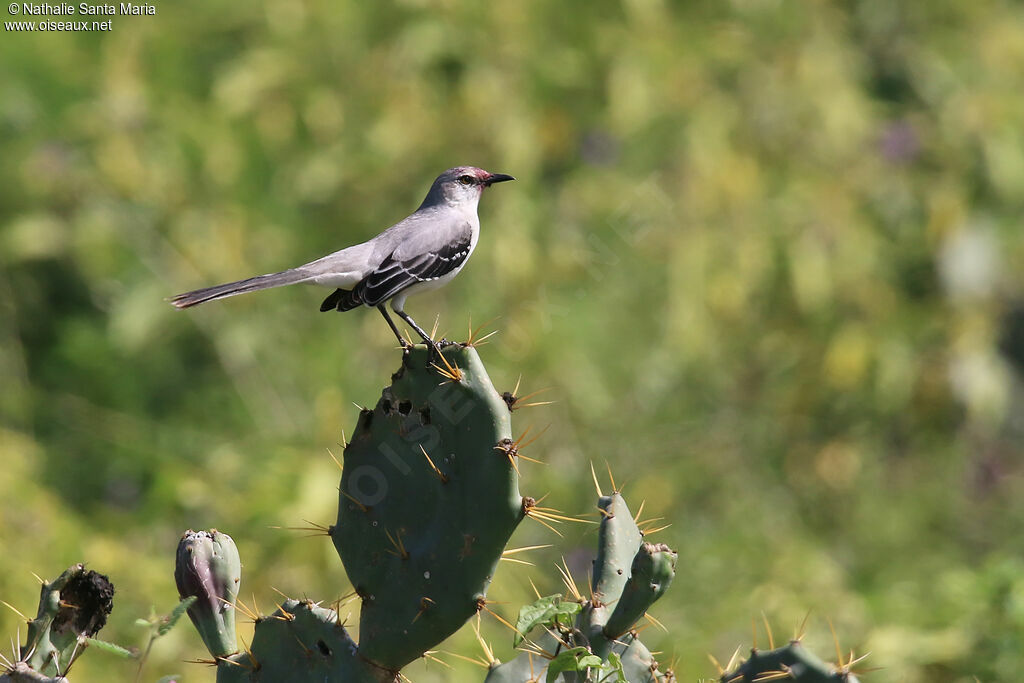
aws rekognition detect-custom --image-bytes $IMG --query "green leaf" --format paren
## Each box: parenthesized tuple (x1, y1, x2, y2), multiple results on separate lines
(546, 647, 602, 682)
(513, 594, 583, 647)
(155, 676, 183, 683)
(86, 637, 137, 659)
(601, 652, 627, 682)
(158, 596, 197, 637)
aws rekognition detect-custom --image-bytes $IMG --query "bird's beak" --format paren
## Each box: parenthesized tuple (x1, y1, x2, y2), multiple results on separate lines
(483, 173, 515, 187)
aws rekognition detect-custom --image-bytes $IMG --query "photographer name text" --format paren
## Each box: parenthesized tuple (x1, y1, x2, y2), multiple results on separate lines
(16, 3, 155, 15)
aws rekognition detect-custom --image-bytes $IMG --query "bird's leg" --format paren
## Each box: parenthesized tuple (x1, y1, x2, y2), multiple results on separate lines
(396, 310, 443, 359)
(378, 305, 411, 349)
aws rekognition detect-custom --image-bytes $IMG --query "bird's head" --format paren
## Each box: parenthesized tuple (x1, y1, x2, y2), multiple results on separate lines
(422, 166, 515, 208)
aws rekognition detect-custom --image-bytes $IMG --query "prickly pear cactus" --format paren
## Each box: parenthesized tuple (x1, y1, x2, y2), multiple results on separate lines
(216, 600, 385, 683)
(178, 343, 527, 682)
(332, 344, 523, 670)
(173, 342, 864, 683)
(484, 490, 678, 683)
(1, 564, 114, 683)
(720, 642, 861, 682)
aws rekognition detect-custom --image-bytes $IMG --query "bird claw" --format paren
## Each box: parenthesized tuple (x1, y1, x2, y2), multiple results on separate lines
(426, 339, 444, 362)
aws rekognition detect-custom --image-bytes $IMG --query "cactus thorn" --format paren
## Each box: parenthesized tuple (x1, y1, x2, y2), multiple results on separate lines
(708, 652, 725, 675)
(847, 649, 873, 670)
(793, 609, 812, 642)
(421, 650, 451, 668)
(504, 386, 553, 411)
(267, 585, 291, 602)
(430, 352, 464, 383)
(513, 424, 550, 455)
(183, 657, 221, 666)
(384, 528, 410, 560)
(556, 558, 583, 602)
(761, 611, 775, 649)
(501, 545, 551, 569)
(239, 635, 258, 668)
(225, 596, 258, 623)
(503, 544, 552, 557)
(521, 506, 560, 536)
(527, 577, 543, 601)
(441, 649, 491, 669)
(479, 602, 520, 637)
(251, 593, 264, 620)
(418, 445, 449, 483)
(499, 556, 534, 567)
(340, 489, 369, 513)
(411, 597, 435, 624)
(645, 612, 668, 633)
(472, 613, 497, 665)
(326, 447, 343, 470)
(751, 666, 792, 681)
(465, 315, 500, 347)
(639, 522, 671, 536)
(532, 505, 597, 526)
(277, 520, 331, 538)
(590, 461, 603, 497)
(512, 392, 553, 411)
(633, 499, 647, 524)
(828, 617, 842, 667)
(495, 439, 523, 475)
(605, 461, 619, 493)
(274, 603, 297, 622)
(0, 600, 27, 622)
(631, 621, 653, 638)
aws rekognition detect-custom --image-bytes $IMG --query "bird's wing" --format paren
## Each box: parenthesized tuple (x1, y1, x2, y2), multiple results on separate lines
(356, 221, 474, 307)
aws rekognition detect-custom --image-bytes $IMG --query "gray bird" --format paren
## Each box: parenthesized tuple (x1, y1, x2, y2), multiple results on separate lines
(170, 166, 514, 350)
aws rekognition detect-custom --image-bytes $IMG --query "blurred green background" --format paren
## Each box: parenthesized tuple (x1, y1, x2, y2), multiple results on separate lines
(3, 0, 1024, 681)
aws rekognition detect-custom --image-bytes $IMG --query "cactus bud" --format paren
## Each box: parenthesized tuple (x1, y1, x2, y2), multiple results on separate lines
(174, 529, 240, 658)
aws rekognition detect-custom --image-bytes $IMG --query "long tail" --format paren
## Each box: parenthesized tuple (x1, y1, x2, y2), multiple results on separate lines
(169, 269, 310, 309)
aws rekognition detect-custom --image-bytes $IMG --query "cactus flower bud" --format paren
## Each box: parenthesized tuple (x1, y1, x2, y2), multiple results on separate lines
(174, 529, 240, 658)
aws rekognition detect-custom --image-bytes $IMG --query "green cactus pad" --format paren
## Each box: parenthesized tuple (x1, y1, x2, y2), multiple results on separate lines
(721, 642, 860, 683)
(216, 600, 391, 683)
(483, 491, 675, 683)
(331, 345, 524, 671)
(603, 543, 677, 641)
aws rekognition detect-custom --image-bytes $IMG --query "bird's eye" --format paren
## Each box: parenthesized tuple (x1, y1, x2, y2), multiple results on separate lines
(458, 175, 474, 185)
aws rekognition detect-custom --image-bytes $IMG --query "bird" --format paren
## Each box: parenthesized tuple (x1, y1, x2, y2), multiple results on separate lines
(169, 166, 514, 352)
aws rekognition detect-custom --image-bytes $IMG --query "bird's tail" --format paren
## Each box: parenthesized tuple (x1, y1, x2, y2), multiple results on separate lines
(169, 269, 310, 309)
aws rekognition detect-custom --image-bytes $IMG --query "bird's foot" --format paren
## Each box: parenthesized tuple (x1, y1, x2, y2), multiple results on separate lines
(425, 338, 444, 362)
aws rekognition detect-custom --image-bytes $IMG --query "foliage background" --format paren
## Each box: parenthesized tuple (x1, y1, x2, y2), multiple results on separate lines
(3, 1, 1024, 681)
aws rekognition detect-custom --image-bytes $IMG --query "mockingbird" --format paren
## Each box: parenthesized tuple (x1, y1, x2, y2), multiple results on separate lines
(170, 166, 514, 350)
